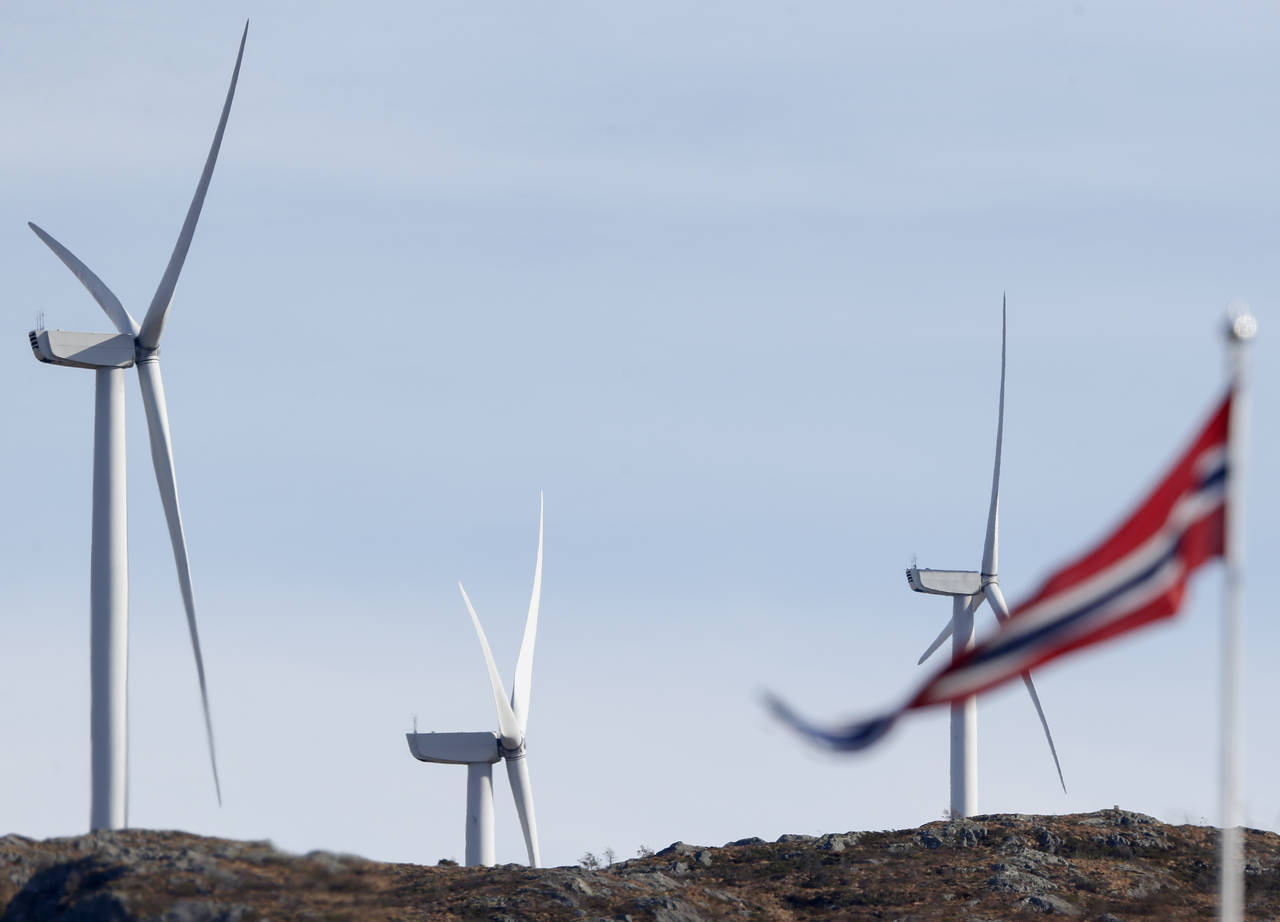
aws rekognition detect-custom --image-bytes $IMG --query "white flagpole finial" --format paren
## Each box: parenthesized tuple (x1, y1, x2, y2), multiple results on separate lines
(1226, 302, 1257, 345)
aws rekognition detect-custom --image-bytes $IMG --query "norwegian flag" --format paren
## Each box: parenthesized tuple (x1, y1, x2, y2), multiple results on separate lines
(769, 390, 1232, 751)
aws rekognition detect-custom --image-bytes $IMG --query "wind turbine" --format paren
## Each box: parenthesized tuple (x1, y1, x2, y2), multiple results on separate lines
(904, 298, 1065, 818)
(407, 495, 544, 867)
(25, 24, 247, 831)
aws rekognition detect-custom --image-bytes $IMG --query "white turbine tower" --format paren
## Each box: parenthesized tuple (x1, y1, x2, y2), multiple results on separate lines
(905, 299, 1065, 818)
(407, 496, 544, 867)
(25, 24, 247, 831)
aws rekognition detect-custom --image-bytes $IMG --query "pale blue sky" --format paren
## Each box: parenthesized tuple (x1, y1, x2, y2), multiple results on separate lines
(2, 0, 1279, 866)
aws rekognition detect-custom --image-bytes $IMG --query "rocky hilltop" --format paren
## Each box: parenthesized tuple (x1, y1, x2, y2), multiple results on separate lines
(2, 809, 1278, 921)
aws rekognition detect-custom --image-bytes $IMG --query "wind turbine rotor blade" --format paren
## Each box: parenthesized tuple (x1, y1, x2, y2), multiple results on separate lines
(918, 618, 954, 665)
(1020, 670, 1068, 794)
(136, 360, 221, 804)
(510, 493, 543, 731)
(504, 754, 541, 868)
(28, 223, 139, 337)
(138, 22, 248, 349)
(981, 580, 1011, 623)
(981, 296, 1006, 577)
(458, 583, 523, 747)
(982, 581, 1067, 793)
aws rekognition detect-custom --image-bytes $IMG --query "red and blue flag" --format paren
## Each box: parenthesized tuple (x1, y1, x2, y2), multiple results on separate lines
(769, 391, 1231, 750)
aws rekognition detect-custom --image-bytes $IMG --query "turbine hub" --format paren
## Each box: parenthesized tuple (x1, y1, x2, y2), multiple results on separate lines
(499, 738, 527, 760)
(135, 344, 161, 364)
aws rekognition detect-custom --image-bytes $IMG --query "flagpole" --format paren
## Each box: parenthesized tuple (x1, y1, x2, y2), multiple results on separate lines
(1219, 305, 1256, 922)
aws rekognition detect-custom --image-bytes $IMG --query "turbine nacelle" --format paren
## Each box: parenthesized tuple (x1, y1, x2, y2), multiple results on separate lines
(407, 731, 501, 765)
(29, 331, 135, 370)
(905, 567, 982, 597)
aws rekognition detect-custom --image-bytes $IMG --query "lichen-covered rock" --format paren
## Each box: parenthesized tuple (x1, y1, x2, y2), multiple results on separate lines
(986, 864, 1058, 896)
(918, 819, 988, 849)
(632, 895, 709, 922)
(816, 833, 859, 853)
(1018, 893, 1082, 916)
(1036, 826, 1065, 854)
(774, 834, 814, 844)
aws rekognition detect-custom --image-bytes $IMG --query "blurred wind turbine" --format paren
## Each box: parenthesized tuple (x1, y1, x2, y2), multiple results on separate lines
(905, 298, 1065, 818)
(407, 495, 545, 867)
(25, 23, 248, 830)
